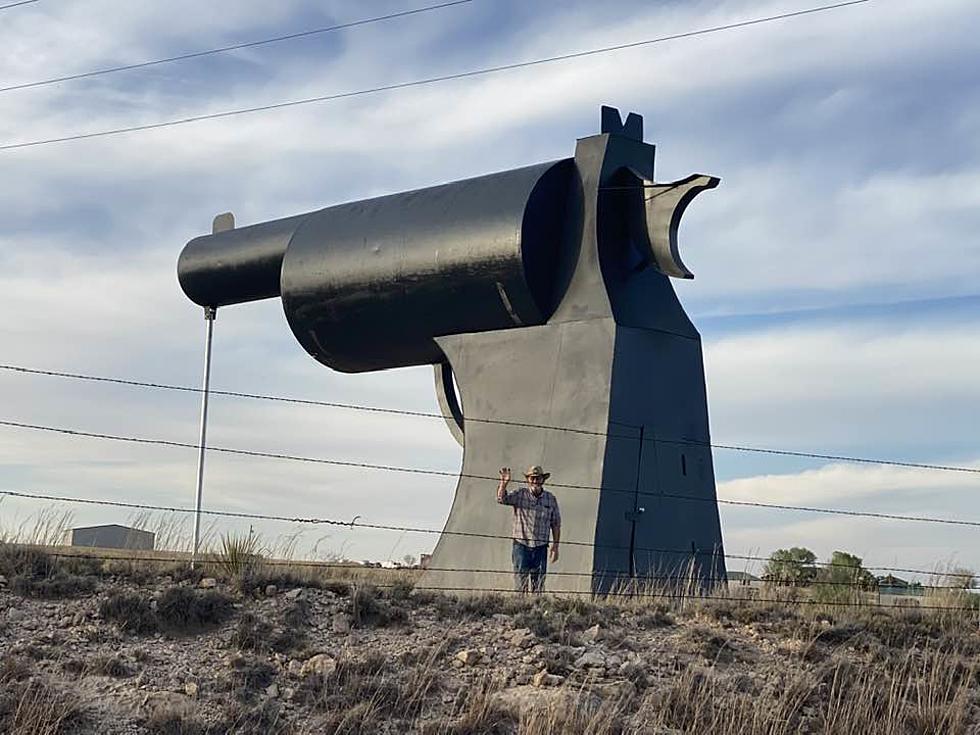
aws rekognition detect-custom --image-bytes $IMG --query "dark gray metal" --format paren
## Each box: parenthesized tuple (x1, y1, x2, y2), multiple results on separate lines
(67, 524, 155, 551)
(176, 106, 726, 593)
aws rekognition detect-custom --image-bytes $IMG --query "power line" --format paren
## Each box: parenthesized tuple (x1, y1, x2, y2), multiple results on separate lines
(0, 0, 871, 152)
(0, 0, 38, 11)
(0, 1, 474, 95)
(3, 362, 976, 477)
(3, 418, 979, 528)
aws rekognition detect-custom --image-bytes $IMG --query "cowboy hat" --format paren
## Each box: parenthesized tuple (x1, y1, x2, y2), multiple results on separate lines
(524, 465, 551, 481)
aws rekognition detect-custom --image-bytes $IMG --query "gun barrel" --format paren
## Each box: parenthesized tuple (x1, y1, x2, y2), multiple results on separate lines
(177, 214, 306, 308)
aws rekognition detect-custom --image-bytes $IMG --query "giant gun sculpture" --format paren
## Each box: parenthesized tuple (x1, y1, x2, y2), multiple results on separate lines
(178, 107, 726, 594)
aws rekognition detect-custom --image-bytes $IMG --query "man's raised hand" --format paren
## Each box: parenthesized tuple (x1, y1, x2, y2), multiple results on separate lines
(499, 467, 512, 484)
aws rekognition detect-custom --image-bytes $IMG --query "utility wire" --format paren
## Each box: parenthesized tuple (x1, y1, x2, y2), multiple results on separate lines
(0, 1, 474, 94)
(0, 0, 870, 152)
(0, 0, 38, 10)
(3, 362, 976, 476)
(37, 549, 975, 590)
(4, 489, 974, 579)
(4, 418, 980, 528)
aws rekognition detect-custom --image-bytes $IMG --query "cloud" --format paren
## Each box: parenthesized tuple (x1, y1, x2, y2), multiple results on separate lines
(1, 0, 978, 568)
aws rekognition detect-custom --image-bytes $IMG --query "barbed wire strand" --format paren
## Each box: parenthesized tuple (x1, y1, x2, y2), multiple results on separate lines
(2, 419, 979, 528)
(0, 0, 871, 152)
(2, 489, 975, 580)
(2, 362, 977, 476)
(0, 1, 474, 94)
(35, 550, 975, 590)
(19, 547, 975, 610)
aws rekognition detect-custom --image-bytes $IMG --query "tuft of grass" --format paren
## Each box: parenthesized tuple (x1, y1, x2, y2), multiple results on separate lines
(213, 532, 263, 589)
(100, 586, 233, 635)
(230, 612, 274, 652)
(0, 543, 97, 599)
(351, 584, 409, 628)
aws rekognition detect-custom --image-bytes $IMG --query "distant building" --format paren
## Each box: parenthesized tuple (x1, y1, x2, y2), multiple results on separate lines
(420, 553, 432, 570)
(63, 524, 154, 551)
(727, 571, 763, 587)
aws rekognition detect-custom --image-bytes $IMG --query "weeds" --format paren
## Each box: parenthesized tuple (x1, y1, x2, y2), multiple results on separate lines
(100, 586, 233, 635)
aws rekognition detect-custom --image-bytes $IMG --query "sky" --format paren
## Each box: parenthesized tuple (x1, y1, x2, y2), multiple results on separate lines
(0, 0, 978, 579)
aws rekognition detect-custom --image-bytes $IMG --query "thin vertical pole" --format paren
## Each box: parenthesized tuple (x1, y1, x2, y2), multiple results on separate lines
(628, 424, 644, 580)
(191, 306, 216, 569)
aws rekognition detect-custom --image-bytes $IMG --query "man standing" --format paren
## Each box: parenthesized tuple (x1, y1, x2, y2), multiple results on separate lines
(497, 465, 561, 593)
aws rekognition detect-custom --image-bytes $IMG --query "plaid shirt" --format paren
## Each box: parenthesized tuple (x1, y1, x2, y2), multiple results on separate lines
(499, 486, 561, 548)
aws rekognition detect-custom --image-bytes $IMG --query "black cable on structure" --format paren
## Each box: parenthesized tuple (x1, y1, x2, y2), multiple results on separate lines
(0, 0, 871, 152)
(2, 419, 978, 528)
(3, 489, 977, 580)
(3, 362, 977, 476)
(0, 1, 474, 94)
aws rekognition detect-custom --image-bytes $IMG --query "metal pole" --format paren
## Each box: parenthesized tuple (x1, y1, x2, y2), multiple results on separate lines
(191, 306, 216, 569)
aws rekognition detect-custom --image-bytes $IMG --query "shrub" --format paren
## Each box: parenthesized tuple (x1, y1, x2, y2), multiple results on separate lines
(100, 586, 233, 635)
(100, 592, 158, 634)
(156, 587, 234, 632)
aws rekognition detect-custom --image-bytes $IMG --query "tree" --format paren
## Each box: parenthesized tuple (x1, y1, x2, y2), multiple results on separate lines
(764, 547, 817, 586)
(812, 550, 876, 604)
(401, 554, 418, 568)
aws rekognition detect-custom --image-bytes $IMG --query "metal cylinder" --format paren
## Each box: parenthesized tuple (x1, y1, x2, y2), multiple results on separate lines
(177, 159, 575, 372)
(281, 160, 573, 372)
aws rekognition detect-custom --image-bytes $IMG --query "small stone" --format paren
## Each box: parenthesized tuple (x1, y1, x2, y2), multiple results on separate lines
(284, 588, 303, 600)
(300, 654, 337, 678)
(582, 624, 601, 643)
(184, 682, 199, 698)
(331, 613, 351, 634)
(265, 683, 279, 698)
(59, 615, 73, 628)
(574, 651, 605, 669)
(0, 574, 7, 587)
(198, 578, 218, 589)
(455, 649, 481, 666)
(265, 585, 278, 597)
(532, 669, 563, 687)
(6, 607, 24, 622)
(283, 687, 295, 701)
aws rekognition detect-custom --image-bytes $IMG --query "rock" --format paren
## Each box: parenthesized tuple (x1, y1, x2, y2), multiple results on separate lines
(265, 683, 279, 698)
(532, 669, 563, 687)
(0, 574, 7, 587)
(574, 651, 606, 669)
(198, 578, 217, 589)
(492, 686, 599, 719)
(142, 692, 194, 719)
(184, 682, 199, 698)
(283, 687, 296, 701)
(509, 627, 533, 648)
(582, 624, 602, 643)
(594, 680, 635, 700)
(300, 654, 337, 678)
(58, 615, 73, 628)
(6, 607, 24, 622)
(265, 585, 278, 597)
(331, 613, 351, 634)
(455, 649, 481, 666)
(605, 654, 623, 669)
(284, 588, 303, 600)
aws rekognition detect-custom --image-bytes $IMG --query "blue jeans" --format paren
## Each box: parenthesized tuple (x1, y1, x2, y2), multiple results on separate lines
(512, 541, 548, 593)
